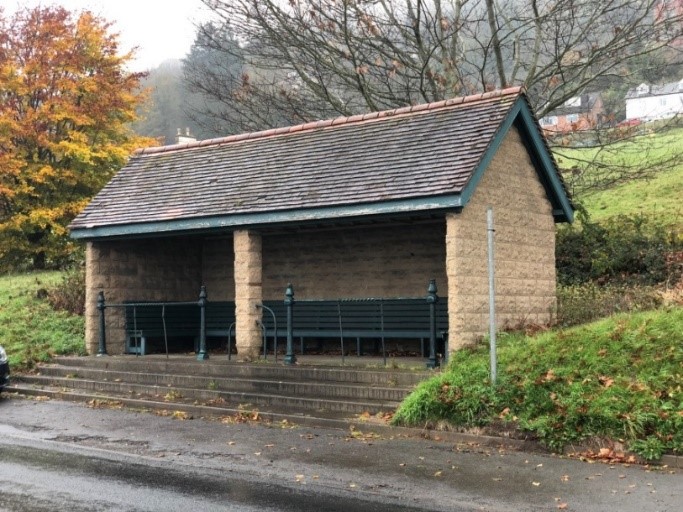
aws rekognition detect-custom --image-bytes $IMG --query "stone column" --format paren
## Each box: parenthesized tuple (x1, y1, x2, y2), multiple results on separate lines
(233, 230, 263, 360)
(84, 242, 100, 355)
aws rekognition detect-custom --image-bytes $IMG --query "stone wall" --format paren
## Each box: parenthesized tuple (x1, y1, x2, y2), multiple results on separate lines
(84, 237, 202, 354)
(446, 126, 557, 350)
(201, 237, 235, 301)
(261, 222, 447, 300)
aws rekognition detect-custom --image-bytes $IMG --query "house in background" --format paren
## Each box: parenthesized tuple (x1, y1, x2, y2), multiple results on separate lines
(539, 93, 604, 134)
(625, 79, 683, 122)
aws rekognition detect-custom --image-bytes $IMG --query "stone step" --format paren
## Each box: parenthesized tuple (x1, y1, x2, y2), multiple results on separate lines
(52, 355, 432, 386)
(35, 365, 412, 402)
(15, 375, 402, 416)
(4, 385, 378, 429)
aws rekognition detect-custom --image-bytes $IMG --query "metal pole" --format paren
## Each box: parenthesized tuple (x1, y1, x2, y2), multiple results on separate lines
(487, 207, 497, 384)
(96, 291, 108, 356)
(196, 286, 209, 360)
(284, 283, 297, 365)
(426, 279, 439, 369)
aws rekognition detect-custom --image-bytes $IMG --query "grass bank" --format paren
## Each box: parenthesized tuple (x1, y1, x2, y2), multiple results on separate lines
(393, 307, 683, 460)
(556, 126, 683, 230)
(0, 272, 85, 371)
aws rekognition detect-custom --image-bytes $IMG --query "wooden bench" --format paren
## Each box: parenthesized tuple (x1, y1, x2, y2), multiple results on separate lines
(124, 301, 235, 355)
(259, 298, 448, 356)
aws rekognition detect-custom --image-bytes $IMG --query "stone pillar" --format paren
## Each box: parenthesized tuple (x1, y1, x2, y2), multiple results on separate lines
(234, 230, 263, 360)
(84, 242, 100, 355)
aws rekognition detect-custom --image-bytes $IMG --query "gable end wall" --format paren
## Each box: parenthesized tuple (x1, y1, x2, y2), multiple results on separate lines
(446, 126, 556, 350)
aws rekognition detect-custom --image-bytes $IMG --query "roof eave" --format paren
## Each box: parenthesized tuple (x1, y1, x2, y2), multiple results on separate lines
(70, 194, 464, 241)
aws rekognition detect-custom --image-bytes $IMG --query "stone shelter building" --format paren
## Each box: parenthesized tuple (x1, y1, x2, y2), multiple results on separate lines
(69, 87, 573, 360)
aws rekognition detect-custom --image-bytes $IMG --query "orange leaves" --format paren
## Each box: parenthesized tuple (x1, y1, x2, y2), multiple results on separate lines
(0, 5, 151, 268)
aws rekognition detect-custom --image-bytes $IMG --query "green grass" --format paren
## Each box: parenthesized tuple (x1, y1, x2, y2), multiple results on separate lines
(393, 307, 683, 460)
(0, 271, 85, 371)
(556, 127, 683, 229)
(580, 162, 683, 229)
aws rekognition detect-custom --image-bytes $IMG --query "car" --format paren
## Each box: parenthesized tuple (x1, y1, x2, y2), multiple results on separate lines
(0, 345, 9, 393)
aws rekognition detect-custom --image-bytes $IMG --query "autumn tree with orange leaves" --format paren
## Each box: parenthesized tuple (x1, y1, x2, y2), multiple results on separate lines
(0, 6, 151, 270)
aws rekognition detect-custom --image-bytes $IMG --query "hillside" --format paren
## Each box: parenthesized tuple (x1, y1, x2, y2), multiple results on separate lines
(557, 127, 683, 229)
(393, 307, 683, 460)
(0, 272, 84, 370)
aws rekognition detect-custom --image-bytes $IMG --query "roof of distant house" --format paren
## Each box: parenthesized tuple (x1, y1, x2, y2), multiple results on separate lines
(550, 93, 603, 117)
(70, 87, 573, 240)
(626, 79, 683, 99)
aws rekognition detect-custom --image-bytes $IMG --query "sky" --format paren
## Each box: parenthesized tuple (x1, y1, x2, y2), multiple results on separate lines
(2, 0, 212, 71)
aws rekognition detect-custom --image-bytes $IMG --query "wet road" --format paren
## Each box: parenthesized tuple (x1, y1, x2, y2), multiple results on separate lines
(0, 442, 430, 512)
(1, 396, 681, 511)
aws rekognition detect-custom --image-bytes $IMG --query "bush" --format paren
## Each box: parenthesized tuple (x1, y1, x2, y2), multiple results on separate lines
(556, 212, 681, 286)
(47, 265, 86, 316)
(556, 283, 662, 327)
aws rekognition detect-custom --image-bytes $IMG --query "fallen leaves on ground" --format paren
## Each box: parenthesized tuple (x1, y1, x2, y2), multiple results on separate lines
(87, 398, 123, 409)
(346, 425, 381, 442)
(574, 448, 638, 465)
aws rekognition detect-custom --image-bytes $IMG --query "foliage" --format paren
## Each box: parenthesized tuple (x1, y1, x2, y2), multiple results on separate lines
(556, 212, 682, 286)
(47, 264, 86, 316)
(393, 307, 683, 460)
(0, 271, 85, 371)
(197, 1, 681, 122)
(189, 1, 683, 191)
(182, 22, 245, 136)
(556, 283, 663, 327)
(0, 6, 152, 271)
(131, 59, 227, 144)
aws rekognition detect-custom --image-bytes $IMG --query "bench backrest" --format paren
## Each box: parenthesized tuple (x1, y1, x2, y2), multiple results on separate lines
(124, 301, 236, 335)
(261, 298, 447, 335)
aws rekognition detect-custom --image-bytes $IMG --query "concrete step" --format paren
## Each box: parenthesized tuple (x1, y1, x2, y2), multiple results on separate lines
(10, 355, 437, 427)
(35, 365, 412, 402)
(14, 374, 400, 416)
(52, 355, 433, 386)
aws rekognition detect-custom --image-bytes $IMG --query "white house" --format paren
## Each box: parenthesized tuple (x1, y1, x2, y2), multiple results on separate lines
(625, 79, 683, 121)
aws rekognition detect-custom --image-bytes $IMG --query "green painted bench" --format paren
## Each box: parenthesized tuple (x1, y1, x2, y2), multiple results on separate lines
(260, 298, 448, 356)
(125, 301, 235, 354)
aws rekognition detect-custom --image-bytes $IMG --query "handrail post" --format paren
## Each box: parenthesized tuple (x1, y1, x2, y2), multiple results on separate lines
(284, 283, 296, 365)
(97, 291, 108, 356)
(196, 286, 209, 360)
(426, 279, 439, 369)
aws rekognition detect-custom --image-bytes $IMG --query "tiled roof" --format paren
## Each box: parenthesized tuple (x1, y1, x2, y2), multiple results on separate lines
(626, 80, 683, 99)
(71, 87, 564, 234)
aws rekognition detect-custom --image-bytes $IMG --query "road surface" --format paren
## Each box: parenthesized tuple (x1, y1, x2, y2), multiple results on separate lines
(1, 395, 680, 511)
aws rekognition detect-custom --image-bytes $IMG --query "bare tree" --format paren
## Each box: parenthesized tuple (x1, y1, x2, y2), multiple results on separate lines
(194, 0, 683, 192)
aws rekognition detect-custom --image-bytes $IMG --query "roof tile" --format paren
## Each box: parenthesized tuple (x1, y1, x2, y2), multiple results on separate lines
(71, 88, 532, 231)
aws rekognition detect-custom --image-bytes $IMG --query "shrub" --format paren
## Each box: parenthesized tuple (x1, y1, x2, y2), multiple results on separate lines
(47, 265, 86, 316)
(556, 283, 662, 327)
(556, 212, 681, 286)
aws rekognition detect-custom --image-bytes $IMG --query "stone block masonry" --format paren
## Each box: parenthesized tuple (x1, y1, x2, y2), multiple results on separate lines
(262, 222, 447, 299)
(446, 126, 557, 350)
(233, 230, 263, 360)
(84, 237, 202, 355)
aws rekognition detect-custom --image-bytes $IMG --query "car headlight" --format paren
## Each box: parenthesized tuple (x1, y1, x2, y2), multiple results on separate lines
(0, 346, 7, 363)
